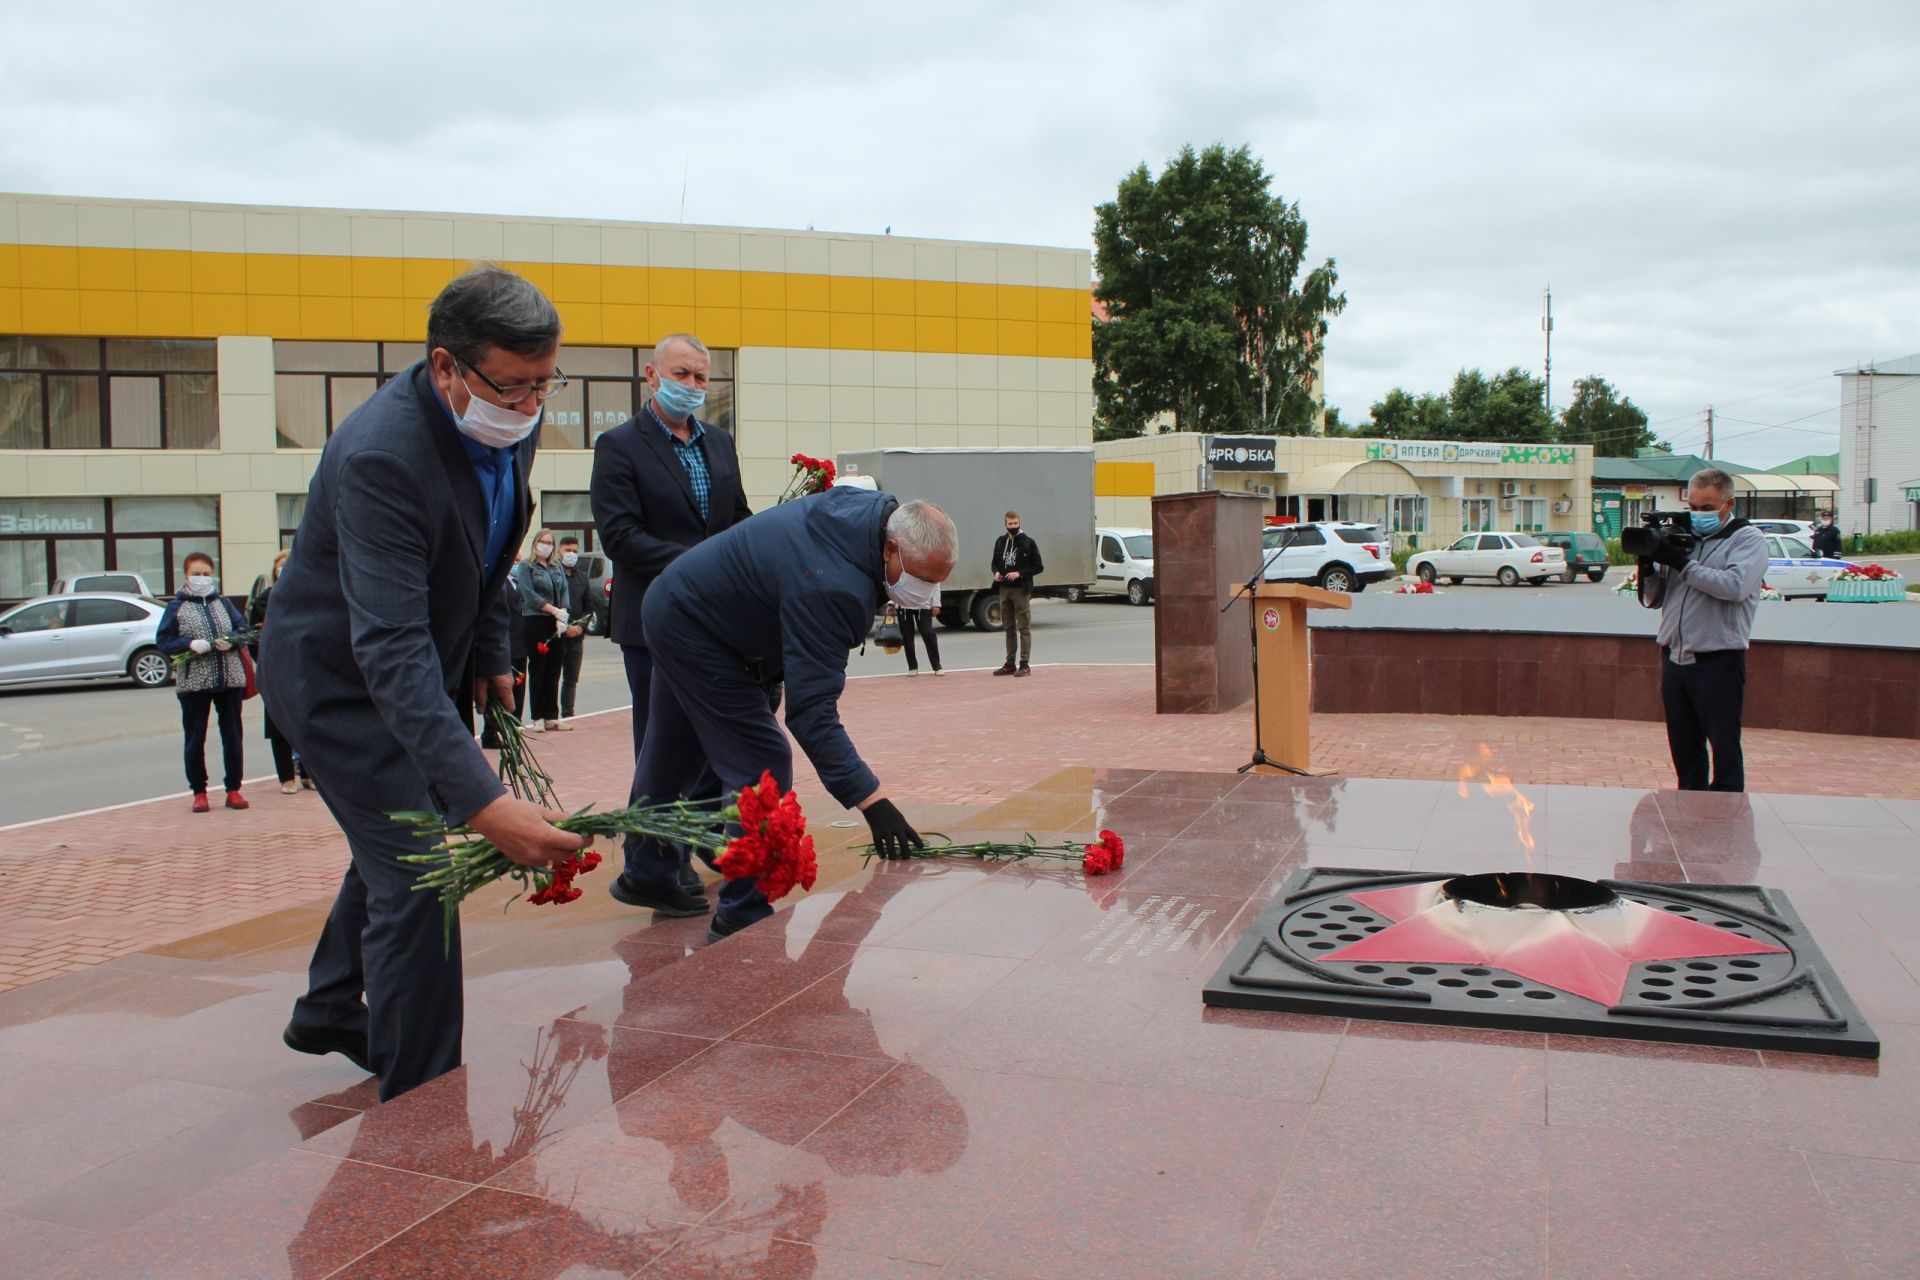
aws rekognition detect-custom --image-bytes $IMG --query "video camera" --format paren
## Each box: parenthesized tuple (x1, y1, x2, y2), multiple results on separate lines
(1619, 510, 1695, 561)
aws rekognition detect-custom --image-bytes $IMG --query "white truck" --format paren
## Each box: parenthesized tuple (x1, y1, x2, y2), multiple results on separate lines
(835, 447, 1097, 630)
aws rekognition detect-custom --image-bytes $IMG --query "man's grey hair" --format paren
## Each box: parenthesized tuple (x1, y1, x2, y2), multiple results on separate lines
(650, 333, 710, 368)
(1689, 468, 1736, 501)
(888, 500, 958, 563)
(427, 265, 562, 364)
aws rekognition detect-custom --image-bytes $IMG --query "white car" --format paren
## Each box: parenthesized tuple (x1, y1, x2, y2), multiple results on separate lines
(1066, 527, 1155, 605)
(1763, 534, 1856, 600)
(1259, 522, 1395, 593)
(1408, 532, 1568, 586)
(0, 592, 171, 689)
(1751, 519, 1818, 543)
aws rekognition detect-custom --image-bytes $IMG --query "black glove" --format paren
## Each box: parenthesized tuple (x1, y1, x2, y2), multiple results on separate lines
(863, 798, 924, 859)
(1651, 537, 1692, 570)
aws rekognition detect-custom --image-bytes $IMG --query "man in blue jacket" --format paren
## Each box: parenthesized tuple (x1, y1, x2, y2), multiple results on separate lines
(610, 488, 956, 939)
(264, 266, 586, 1099)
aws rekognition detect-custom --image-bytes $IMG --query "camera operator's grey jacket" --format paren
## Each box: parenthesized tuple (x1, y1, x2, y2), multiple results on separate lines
(1655, 520, 1768, 665)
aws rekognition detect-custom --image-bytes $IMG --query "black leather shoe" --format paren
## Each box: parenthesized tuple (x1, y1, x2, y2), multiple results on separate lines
(283, 1020, 372, 1074)
(608, 874, 710, 917)
(678, 863, 706, 896)
(705, 915, 744, 945)
(1015, 664, 1031, 677)
(993, 662, 1016, 676)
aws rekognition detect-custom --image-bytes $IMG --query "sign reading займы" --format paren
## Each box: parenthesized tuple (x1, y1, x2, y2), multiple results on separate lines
(1365, 441, 1578, 467)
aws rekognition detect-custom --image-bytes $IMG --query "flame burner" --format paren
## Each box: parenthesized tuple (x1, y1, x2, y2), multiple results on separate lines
(1204, 866, 1879, 1057)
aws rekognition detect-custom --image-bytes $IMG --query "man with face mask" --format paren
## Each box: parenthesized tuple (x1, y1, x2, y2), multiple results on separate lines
(262, 265, 586, 1100)
(1810, 511, 1843, 559)
(990, 510, 1044, 676)
(1646, 469, 1769, 791)
(554, 535, 600, 720)
(609, 489, 956, 942)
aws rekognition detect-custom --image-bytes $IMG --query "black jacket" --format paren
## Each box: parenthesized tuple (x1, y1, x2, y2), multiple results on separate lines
(1810, 523, 1843, 558)
(990, 530, 1044, 594)
(560, 561, 601, 635)
(589, 404, 752, 649)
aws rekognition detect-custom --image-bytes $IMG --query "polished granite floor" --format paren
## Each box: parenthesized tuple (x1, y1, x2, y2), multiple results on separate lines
(3, 769, 1919, 1278)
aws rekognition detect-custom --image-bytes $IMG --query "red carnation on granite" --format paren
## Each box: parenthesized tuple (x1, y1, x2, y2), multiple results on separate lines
(716, 771, 817, 902)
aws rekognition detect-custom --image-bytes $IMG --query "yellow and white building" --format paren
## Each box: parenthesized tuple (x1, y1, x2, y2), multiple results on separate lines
(0, 193, 1093, 600)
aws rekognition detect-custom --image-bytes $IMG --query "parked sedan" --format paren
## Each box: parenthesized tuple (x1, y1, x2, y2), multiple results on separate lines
(1408, 532, 1567, 586)
(0, 592, 171, 689)
(1763, 534, 1855, 600)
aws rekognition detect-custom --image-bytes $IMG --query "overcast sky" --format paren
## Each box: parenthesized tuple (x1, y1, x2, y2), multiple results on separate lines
(5, 1, 1914, 465)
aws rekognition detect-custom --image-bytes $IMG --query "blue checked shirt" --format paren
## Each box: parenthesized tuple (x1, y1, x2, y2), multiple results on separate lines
(647, 403, 711, 522)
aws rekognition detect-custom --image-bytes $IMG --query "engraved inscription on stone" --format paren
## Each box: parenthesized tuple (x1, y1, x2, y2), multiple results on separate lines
(1078, 895, 1216, 964)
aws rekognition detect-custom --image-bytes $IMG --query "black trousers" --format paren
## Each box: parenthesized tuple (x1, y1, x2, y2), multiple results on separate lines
(900, 607, 940, 671)
(523, 615, 562, 721)
(1661, 650, 1746, 792)
(180, 687, 245, 794)
(262, 703, 307, 783)
(559, 632, 586, 718)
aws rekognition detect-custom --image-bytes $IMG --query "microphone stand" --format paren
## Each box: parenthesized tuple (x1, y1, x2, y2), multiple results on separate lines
(1223, 541, 1315, 777)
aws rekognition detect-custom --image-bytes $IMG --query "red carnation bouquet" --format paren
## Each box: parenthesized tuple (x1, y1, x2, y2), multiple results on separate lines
(859, 828, 1127, 878)
(777, 452, 836, 504)
(714, 771, 818, 902)
(1834, 562, 1900, 582)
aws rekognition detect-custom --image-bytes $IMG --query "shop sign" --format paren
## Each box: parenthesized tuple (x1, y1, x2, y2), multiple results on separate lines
(1206, 436, 1278, 471)
(1905, 486, 1920, 503)
(1365, 441, 1576, 466)
(0, 510, 103, 535)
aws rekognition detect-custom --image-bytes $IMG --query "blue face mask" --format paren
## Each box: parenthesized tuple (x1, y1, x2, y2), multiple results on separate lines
(652, 376, 705, 420)
(1689, 510, 1723, 536)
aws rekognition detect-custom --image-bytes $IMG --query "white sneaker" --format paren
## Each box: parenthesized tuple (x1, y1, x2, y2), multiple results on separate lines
(908, 669, 919, 676)
(933, 669, 945, 676)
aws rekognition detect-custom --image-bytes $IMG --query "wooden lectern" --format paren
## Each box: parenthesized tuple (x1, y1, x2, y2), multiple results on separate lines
(1228, 581, 1352, 775)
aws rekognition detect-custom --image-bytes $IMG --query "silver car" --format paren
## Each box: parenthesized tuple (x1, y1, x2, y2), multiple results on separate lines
(0, 592, 172, 689)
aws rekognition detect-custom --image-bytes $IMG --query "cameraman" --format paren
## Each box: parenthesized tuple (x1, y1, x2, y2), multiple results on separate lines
(1646, 469, 1769, 791)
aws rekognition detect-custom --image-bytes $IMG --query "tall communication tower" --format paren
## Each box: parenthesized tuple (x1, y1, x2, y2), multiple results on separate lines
(1542, 287, 1554, 417)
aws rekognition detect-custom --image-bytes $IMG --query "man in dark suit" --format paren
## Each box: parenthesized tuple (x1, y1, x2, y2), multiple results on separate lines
(991, 510, 1044, 677)
(264, 266, 586, 1100)
(590, 333, 752, 915)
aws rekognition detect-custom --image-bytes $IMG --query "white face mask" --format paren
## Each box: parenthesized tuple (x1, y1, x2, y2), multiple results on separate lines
(561, 551, 578, 568)
(186, 574, 217, 597)
(886, 567, 941, 612)
(535, 542, 554, 560)
(452, 373, 542, 448)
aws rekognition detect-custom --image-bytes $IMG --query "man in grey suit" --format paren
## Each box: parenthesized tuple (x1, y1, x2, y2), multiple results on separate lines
(264, 266, 585, 1100)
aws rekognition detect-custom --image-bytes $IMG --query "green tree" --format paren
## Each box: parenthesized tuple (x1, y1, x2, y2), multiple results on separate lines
(1557, 374, 1660, 456)
(1092, 144, 1344, 438)
(1366, 387, 1450, 438)
(1450, 367, 1553, 443)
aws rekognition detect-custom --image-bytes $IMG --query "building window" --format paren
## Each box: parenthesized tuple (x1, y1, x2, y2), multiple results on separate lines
(0, 495, 219, 604)
(536, 491, 598, 553)
(278, 494, 307, 550)
(1517, 498, 1548, 533)
(541, 346, 738, 451)
(1462, 498, 1495, 532)
(274, 341, 390, 448)
(0, 337, 218, 450)
(1390, 495, 1428, 535)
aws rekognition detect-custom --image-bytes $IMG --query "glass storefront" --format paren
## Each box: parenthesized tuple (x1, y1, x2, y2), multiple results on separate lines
(0, 338, 218, 449)
(0, 495, 219, 603)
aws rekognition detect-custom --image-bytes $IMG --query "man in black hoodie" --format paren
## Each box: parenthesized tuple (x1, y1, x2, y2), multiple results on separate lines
(991, 510, 1044, 677)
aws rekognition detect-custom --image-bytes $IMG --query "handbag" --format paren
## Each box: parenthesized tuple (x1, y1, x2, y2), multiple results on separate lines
(873, 606, 904, 650)
(238, 645, 259, 700)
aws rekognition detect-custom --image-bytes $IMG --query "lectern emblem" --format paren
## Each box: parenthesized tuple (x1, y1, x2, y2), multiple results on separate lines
(1261, 607, 1280, 630)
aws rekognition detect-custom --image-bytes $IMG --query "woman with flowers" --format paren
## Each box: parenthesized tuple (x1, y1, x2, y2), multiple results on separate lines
(518, 526, 571, 732)
(156, 551, 250, 813)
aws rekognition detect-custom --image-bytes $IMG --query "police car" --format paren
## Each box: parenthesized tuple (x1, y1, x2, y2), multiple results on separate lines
(1762, 533, 1853, 600)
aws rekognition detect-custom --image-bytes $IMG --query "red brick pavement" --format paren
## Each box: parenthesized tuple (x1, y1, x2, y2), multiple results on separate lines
(4, 662, 1918, 993)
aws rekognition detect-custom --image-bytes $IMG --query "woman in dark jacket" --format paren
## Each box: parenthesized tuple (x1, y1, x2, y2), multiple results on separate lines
(156, 551, 250, 812)
(249, 549, 311, 794)
(519, 527, 572, 732)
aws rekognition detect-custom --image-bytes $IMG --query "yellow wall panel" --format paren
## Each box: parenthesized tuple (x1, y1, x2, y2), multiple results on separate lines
(602, 303, 649, 343)
(739, 271, 784, 309)
(647, 304, 698, 340)
(552, 263, 601, 303)
(247, 254, 301, 295)
(784, 273, 829, 312)
(693, 271, 738, 308)
(955, 283, 996, 320)
(351, 297, 403, 339)
(20, 245, 80, 290)
(996, 285, 1036, 322)
(193, 294, 248, 336)
(601, 265, 648, 304)
(501, 261, 553, 292)
(1042, 288, 1084, 324)
(956, 317, 997, 355)
(394, 300, 428, 341)
(1074, 327, 1093, 359)
(915, 315, 956, 352)
(830, 313, 873, 349)
(351, 256, 403, 298)
(192, 252, 248, 295)
(914, 280, 955, 317)
(785, 310, 829, 348)
(650, 267, 694, 306)
(299, 256, 351, 298)
(828, 276, 872, 314)
(871, 278, 914, 316)
(403, 258, 459, 298)
(558, 302, 602, 345)
(300, 296, 353, 339)
(0, 245, 17, 287)
(247, 295, 301, 335)
(1036, 322, 1076, 360)
(740, 307, 786, 346)
(133, 249, 191, 294)
(0, 288, 20, 330)
(78, 248, 136, 291)
(79, 290, 137, 335)
(695, 307, 741, 347)
(1095, 461, 1156, 497)
(996, 319, 1037, 357)
(136, 291, 193, 335)
(871, 313, 915, 352)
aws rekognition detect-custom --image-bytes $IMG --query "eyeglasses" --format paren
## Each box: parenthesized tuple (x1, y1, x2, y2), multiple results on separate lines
(459, 360, 571, 406)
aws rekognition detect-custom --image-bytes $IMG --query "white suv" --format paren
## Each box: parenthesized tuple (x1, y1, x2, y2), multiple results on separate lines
(1259, 522, 1395, 593)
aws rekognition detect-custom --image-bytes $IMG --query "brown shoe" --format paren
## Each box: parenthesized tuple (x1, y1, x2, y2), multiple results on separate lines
(993, 663, 1016, 676)
(1015, 664, 1032, 677)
